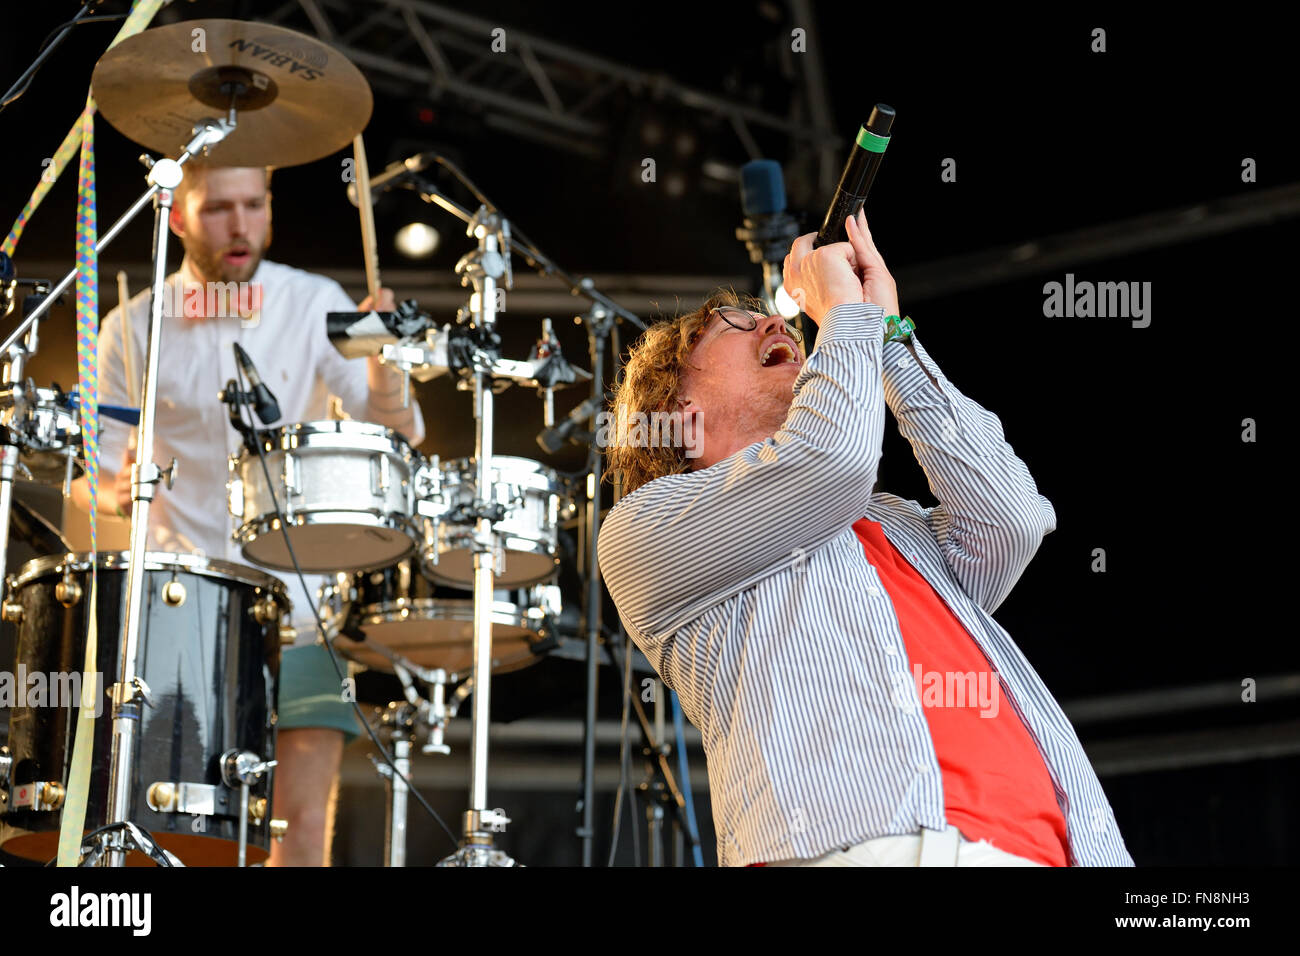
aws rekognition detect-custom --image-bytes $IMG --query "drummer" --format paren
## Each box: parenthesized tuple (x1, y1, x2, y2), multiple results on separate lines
(70, 160, 425, 866)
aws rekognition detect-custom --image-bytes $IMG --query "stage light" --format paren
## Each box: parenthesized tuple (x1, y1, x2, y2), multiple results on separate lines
(774, 283, 800, 319)
(395, 222, 439, 258)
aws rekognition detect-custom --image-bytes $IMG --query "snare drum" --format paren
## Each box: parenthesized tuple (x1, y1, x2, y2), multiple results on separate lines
(418, 455, 566, 588)
(0, 551, 288, 866)
(329, 558, 560, 677)
(229, 420, 421, 573)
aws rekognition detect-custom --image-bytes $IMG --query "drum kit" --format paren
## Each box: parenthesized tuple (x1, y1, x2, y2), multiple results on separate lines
(0, 16, 659, 868)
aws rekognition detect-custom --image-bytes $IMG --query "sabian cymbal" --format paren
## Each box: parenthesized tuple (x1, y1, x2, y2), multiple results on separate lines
(91, 18, 373, 168)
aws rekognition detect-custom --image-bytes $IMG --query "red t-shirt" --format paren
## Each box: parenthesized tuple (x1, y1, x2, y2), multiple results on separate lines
(851, 517, 1069, 866)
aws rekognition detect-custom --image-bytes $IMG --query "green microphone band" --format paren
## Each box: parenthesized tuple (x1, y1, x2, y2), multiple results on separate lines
(857, 127, 890, 153)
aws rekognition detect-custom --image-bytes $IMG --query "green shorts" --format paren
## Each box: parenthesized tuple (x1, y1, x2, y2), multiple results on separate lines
(277, 642, 361, 745)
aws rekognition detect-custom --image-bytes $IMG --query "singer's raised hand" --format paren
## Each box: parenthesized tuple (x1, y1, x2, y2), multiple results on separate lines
(781, 231, 862, 325)
(845, 210, 899, 318)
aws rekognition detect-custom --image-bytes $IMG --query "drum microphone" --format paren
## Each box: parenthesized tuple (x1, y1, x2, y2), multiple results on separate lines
(537, 395, 602, 454)
(346, 151, 437, 207)
(812, 104, 895, 249)
(233, 343, 281, 425)
(735, 159, 800, 316)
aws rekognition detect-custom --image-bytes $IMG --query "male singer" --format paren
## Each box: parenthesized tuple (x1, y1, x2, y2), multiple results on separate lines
(599, 211, 1132, 866)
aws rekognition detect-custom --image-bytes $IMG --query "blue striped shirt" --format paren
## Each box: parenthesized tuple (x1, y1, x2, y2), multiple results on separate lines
(599, 302, 1133, 867)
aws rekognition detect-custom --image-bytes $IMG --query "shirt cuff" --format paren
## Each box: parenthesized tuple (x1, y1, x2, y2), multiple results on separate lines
(882, 333, 948, 410)
(815, 302, 886, 342)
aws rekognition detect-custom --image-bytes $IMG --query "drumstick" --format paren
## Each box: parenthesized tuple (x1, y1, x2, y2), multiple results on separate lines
(116, 270, 138, 406)
(353, 134, 382, 303)
(116, 269, 139, 460)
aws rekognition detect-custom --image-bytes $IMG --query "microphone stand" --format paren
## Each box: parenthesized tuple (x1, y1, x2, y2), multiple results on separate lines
(575, 298, 613, 866)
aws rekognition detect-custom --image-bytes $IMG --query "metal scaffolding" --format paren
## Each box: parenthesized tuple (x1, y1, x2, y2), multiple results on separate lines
(252, 0, 843, 188)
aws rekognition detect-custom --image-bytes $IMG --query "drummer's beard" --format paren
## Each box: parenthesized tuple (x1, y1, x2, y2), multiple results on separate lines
(184, 222, 272, 285)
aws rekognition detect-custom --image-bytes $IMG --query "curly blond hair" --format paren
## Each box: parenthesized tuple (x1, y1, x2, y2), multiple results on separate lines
(605, 288, 768, 497)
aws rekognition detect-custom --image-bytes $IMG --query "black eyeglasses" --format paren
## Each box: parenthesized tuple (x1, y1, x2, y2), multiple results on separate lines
(706, 307, 804, 344)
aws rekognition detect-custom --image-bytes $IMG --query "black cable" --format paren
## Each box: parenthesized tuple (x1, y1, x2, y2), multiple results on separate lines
(0, 7, 128, 114)
(231, 364, 460, 852)
(601, 626, 702, 866)
(45, 821, 175, 867)
(606, 615, 637, 866)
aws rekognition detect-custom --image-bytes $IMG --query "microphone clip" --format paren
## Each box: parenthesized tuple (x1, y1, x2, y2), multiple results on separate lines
(218, 380, 262, 453)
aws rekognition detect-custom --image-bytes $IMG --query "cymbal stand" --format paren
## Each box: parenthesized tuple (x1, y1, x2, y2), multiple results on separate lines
(74, 116, 233, 867)
(434, 204, 518, 867)
(381, 171, 647, 866)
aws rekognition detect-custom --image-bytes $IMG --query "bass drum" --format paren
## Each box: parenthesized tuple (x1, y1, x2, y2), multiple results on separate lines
(0, 552, 288, 866)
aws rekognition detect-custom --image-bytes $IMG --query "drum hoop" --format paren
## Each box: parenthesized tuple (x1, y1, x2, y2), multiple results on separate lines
(13, 550, 291, 598)
(356, 596, 534, 615)
(251, 420, 417, 457)
(238, 510, 418, 540)
(0, 385, 77, 408)
(445, 455, 561, 487)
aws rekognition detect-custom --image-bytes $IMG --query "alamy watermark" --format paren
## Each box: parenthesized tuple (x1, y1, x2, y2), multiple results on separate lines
(0, 667, 104, 717)
(1043, 273, 1151, 328)
(156, 280, 262, 325)
(595, 407, 702, 458)
(893, 664, 1000, 718)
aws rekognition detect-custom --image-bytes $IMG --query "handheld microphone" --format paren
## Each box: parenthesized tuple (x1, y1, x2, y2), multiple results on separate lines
(232, 343, 281, 425)
(813, 104, 895, 249)
(346, 151, 436, 207)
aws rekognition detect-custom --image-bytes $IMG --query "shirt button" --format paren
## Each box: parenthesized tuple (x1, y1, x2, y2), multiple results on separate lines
(867, 585, 880, 596)
(895, 357, 908, 368)
(916, 762, 931, 773)
(883, 644, 897, 655)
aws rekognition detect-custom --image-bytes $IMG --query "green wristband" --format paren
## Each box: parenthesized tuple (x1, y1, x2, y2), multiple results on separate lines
(883, 314, 915, 344)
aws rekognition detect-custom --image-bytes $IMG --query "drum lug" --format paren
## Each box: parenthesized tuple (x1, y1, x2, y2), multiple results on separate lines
(162, 575, 187, 607)
(250, 594, 281, 625)
(1, 600, 22, 624)
(55, 571, 83, 608)
(227, 468, 245, 521)
(146, 780, 218, 816)
(0, 746, 11, 791)
(282, 452, 301, 499)
(371, 453, 391, 495)
(10, 779, 65, 812)
(245, 795, 270, 825)
(270, 818, 289, 842)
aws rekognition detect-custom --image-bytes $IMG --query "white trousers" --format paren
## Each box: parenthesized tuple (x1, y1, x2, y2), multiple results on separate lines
(766, 825, 1049, 867)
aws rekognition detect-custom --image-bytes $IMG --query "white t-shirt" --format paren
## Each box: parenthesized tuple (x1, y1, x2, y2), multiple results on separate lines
(97, 258, 426, 634)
